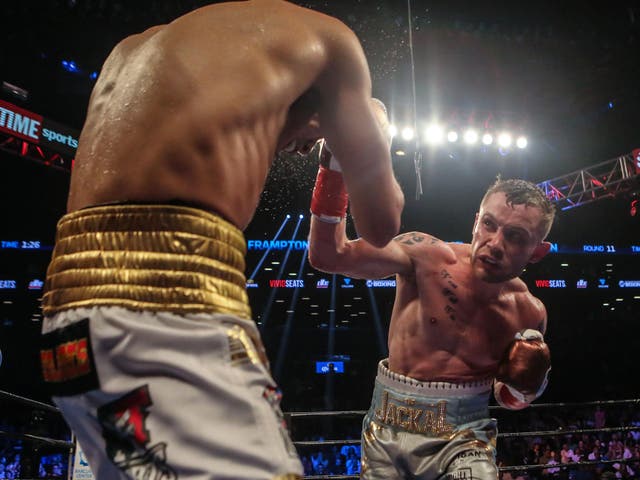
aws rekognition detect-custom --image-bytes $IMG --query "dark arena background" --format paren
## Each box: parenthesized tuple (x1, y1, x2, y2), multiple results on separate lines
(1, 1, 639, 479)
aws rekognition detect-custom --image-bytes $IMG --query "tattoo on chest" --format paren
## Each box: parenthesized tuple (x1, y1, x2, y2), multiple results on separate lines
(440, 269, 459, 322)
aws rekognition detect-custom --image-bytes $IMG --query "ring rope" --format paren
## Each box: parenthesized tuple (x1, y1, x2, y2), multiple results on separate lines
(303, 456, 640, 480)
(287, 398, 640, 419)
(498, 424, 639, 439)
(293, 424, 637, 448)
(0, 429, 73, 450)
(501, 457, 639, 473)
(0, 388, 60, 414)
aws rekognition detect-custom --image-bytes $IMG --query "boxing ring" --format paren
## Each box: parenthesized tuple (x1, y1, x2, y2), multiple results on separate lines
(1, 388, 638, 479)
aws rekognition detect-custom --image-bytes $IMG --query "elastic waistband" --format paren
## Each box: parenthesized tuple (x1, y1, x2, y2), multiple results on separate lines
(370, 360, 492, 436)
(376, 359, 493, 397)
(42, 204, 251, 319)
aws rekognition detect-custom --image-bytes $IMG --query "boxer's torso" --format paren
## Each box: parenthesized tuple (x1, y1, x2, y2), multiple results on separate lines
(388, 238, 545, 382)
(68, 0, 338, 229)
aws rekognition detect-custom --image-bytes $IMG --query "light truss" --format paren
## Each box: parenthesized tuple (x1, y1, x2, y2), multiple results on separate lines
(0, 132, 73, 172)
(537, 152, 640, 211)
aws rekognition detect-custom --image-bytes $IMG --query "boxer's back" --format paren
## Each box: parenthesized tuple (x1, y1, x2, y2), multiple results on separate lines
(68, 0, 336, 229)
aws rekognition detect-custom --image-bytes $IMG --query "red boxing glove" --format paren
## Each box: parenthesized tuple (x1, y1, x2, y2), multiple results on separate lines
(310, 141, 348, 223)
(494, 329, 551, 410)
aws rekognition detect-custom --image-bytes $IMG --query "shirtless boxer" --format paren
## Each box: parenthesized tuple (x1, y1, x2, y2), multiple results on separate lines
(38, 1, 404, 479)
(308, 173, 554, 479)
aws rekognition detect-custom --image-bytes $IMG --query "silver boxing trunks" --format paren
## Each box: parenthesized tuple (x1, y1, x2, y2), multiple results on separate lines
(361, 359, 498, 480)
(40, 204, 303, 480)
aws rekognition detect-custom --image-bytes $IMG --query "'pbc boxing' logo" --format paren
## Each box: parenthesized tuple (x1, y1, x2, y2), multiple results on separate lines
(98, 385, 177, 480)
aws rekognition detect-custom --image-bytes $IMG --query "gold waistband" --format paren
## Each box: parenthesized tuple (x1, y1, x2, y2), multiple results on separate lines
(42, 204, 251, 319)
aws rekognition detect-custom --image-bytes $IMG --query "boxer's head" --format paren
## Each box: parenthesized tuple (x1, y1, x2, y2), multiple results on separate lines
(470, 178, 555, 283)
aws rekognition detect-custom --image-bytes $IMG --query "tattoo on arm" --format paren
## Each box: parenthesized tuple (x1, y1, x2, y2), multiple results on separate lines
(394, 232, 427, 246)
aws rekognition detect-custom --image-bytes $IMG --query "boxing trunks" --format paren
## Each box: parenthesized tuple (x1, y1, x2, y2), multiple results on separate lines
(361, 359, 498, 480)
(40, 204, 302, 480)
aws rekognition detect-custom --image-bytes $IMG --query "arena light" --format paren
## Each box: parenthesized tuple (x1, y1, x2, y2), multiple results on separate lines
(388, 125, 398, 138)
(498, 133, 512, 148)
(463, 129, 478, 144)
(424, 124, 444, 145)
(395, 150, 406, 156)
(481, 133, 493, 145)
(61, 60, 80, 73)
(447, 131, 459, 143)
(401, 127, 415, 141)
(516, 136, 528, 149)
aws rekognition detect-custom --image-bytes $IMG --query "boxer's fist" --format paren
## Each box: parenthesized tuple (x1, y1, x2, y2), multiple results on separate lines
(494, 329, 551, 410)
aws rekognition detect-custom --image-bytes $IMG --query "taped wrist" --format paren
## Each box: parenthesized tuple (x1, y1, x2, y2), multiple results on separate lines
(310, 141, 348, 223)
(310, 165, 348, 223)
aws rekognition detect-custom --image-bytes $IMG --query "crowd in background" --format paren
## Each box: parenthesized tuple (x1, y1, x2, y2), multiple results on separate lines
(1, 388, 639, 478)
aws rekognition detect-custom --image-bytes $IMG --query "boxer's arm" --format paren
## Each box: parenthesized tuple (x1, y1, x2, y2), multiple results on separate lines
(315, 27, 404, 248)
(308, 214, 413, 279)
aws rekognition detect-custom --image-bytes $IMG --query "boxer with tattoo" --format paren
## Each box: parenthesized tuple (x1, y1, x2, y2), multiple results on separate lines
(308, 175, 555, 479)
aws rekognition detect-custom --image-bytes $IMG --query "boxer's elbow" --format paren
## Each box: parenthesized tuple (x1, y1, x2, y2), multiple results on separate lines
(358, 193, 404, 248)
(308, 244, 344, 273)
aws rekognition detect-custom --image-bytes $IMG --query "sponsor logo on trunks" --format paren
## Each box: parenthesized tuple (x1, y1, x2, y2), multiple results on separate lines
(262, 386, 299, 458)
(97, 385, 177, 480)
(453, 450, 489, 461)
(374, 390, 454, 436)
(40, 318, 99, 396)
(444, 468, 473, 480)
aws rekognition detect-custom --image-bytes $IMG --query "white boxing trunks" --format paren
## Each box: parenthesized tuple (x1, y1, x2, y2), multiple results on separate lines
(361, 359, 498, 480)
(40, 204, 303, 480)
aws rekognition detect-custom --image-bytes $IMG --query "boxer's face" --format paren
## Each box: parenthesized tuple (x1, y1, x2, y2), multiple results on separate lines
(470, 192, 550, 283)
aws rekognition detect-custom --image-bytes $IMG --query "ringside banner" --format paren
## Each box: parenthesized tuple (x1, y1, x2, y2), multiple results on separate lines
(0, 99, 79, 156)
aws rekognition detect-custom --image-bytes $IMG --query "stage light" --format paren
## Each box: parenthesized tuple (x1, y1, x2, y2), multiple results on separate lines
(424, 124, 444, 144)
(299, 214, 304, 219)
(401, 127, 414, 141)
(481, 133, 493, 145)
(516, 136, 528, 149)
(286, 214, 291, 219)
(89, 71, 98, 80)
(395, 150, 406, 156)
(498, 133, 512, 147)
(447, 131, 458, 143)
(388, 125, 398, 138)
(61, 60, 79, 73)
(463, 129, 478, 144)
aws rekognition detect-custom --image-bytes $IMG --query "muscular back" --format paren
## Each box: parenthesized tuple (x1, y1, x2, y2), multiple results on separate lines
(388, 235, 546, 382)
(68, 1, 352, 228)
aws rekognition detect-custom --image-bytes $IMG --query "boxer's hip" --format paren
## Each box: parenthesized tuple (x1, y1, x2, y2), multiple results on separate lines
(42, 202, 251, 319)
